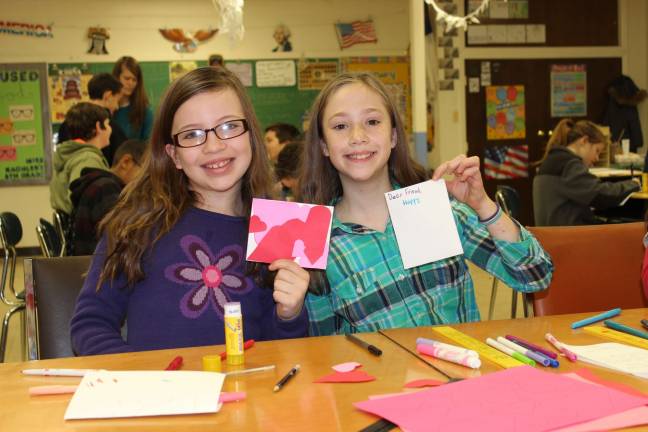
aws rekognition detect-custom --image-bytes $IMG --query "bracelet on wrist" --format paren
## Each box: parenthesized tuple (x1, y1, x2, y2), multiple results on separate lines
(478, 203, 503, 226)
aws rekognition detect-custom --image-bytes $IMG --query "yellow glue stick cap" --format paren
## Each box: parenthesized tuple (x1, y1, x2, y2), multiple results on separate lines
(202, 355, 222, 372)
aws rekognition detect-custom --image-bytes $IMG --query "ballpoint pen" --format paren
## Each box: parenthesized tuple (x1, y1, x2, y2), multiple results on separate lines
(273, 364, 300, 392)
(640, 319, 648, 331)
(345, 333, 383, 356)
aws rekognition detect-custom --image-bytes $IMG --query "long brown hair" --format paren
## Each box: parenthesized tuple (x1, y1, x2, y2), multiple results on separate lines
(299, 72, 427, 205)
(97, 66, 273, 289)
(536, 118, 607, 165)
(112, 56, 150, 130)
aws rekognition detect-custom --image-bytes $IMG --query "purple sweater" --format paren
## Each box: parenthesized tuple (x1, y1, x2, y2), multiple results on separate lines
(70, 207, 308, 355)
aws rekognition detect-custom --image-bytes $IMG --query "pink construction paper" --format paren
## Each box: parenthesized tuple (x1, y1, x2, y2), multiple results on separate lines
(332, 362, 362, 373)
(552, 372, 648, 432)
(314, 370, 376, 383)
(353, 366, 648, 432)
(403, 379, 445, 388)
(246, 198, 333, 269)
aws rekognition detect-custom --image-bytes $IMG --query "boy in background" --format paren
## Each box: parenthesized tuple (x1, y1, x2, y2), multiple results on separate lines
(264, 122, 300, 163)
(57, 73, 128, 165)
(275, 140, 303, 201)
(69, 139, 146, 255)
(50, 102, 112, 215)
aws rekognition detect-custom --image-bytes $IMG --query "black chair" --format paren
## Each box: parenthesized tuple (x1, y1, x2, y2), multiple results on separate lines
(36, 218, 62, 258)
(0, 212, 25, 362)
(52, 210, 70, 256)
(487, 185, 530, 320)
(23, 256, 92, 360)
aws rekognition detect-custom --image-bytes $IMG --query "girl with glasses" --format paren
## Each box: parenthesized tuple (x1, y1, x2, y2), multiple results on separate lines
(71, 67, 309, 355)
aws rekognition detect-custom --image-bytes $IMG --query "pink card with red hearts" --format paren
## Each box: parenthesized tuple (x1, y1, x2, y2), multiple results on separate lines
(246, 198, 334, 269)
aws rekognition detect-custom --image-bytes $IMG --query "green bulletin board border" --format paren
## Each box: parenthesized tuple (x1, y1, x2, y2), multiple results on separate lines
(0, 63, 52, 186)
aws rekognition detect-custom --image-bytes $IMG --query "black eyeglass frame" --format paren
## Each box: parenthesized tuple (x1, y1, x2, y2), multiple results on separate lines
(172, 118, 249, 148)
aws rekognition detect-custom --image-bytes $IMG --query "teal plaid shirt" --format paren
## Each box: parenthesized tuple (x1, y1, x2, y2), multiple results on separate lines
(306, 200, 553, 335)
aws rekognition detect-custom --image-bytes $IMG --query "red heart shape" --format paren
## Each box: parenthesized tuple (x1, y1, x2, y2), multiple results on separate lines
(249, 215, 267, 233)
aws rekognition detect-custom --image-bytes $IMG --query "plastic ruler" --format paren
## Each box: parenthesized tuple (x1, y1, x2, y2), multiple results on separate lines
(583, 326, 648, 350)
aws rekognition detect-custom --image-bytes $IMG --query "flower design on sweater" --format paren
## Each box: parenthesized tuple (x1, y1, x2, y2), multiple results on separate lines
(165, 235, 250, 319)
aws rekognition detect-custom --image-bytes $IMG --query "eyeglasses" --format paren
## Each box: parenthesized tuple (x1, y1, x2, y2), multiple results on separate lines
(172, 119, 249, 148)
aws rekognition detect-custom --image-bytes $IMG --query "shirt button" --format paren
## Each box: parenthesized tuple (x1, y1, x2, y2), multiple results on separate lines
(398, 274, 405, 281)
(356, 287, 363, 294)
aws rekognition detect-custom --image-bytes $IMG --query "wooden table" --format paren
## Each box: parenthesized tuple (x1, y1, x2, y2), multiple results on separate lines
(1, 309, 647, 431)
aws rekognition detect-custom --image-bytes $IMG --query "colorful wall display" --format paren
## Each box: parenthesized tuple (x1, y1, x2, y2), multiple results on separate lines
(486, 85, 525, 140)
(48, 67, 92, 123)
(483, 144, 529, 179)
(0, 63, 52, 185)
(551, 64, 587, 118)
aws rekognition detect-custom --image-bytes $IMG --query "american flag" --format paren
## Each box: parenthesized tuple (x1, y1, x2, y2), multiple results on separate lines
(484, 145, 529, 179)
(335, 20, 377, 49)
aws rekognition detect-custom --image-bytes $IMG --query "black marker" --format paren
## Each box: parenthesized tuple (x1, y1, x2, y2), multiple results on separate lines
(273, 364, 300, 392)
(346, 333, 382, 356)
(641, 319, 648, 331)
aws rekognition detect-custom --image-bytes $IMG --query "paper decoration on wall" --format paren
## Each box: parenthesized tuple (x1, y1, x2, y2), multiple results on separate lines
(87, 27, 109, 55)
(0, 118, 13, 134)
(551, 64, 587, 118)
(169, 61, 198, 82)
(255, 60, 296, 87)
(158, 28, 218, 53)
(298, 61, 339, 90)
(468, 0, 529, 19)
(484, 145, 529, 179)
(486, 85, 525, 140)
(226, 62, 253, 86)
(335, 20, 377, 49)
(211, 0, 244, 44)
(0, 146, 17, 161)
(48, 68, 92, 122)
(272, 24, 292, 52)
(0, 20, 53, 38)
(246, 199, 333, 269)
(425, 0, 489, 32)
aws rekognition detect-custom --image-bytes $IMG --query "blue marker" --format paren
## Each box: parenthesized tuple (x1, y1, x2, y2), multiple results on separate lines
(571, 308, 621, 329)
(604, 320, 648, 340)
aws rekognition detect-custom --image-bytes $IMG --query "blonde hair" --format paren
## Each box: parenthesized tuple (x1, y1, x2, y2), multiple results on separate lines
(537, 119, 607, 165)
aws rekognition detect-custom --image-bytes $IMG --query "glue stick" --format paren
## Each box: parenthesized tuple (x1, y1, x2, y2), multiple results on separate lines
(224, 302, 244, 366)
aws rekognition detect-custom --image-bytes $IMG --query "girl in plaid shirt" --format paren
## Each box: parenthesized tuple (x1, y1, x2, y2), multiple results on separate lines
(299, 73, 553, 335)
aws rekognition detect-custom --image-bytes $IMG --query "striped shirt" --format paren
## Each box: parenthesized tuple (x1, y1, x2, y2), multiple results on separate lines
(306, 200, 553, 335)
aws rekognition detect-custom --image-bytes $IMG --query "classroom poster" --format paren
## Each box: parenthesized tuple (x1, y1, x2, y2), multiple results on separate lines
(226, 62, 253, 87)
(256, 60, 296, 87)
(483, 144, 529, 179)
(343, 57, 411, 134)
(169, 61, 198, 82)
(48, 67, 92, 123)
(0, 63, 52, 185)
(486, 85, 525, 140)
(298, 61, 339, 90)
(551, 64, 587, 118)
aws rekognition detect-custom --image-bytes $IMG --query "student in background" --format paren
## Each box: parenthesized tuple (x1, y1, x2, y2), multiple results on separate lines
(533, 119, 639, 226)
(299, 73, 553, 335)
(50, 102, 112, 215)
(57, 73, 128, 165)
(69, 139, 147, 256)
(264, 122, 300, 163)
(70, 67, 309, 355)
(112, 56, 154, 140)
(275, 140, 303, 200)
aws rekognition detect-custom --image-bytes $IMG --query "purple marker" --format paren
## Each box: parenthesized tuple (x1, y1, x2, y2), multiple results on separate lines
(505, 334, 557, 359)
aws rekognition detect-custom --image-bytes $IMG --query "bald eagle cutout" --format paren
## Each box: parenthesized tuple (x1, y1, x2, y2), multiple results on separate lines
(159, 28, 218, 53)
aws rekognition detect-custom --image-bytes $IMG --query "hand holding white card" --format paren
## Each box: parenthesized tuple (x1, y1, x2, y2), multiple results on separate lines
(385, 180, 463, 269)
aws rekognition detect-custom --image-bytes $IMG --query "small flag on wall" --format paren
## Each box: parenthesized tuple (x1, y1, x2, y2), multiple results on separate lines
(484, 145, 529, 179)
(335, 20, 377, 49)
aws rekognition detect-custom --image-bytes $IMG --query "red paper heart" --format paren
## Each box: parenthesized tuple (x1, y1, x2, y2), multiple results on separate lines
(403, 379, 445, 388)
(249, 215, 267, 233)
(314, 370, 376, 383)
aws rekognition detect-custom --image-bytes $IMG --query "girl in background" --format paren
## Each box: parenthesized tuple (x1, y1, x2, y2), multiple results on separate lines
(299, 72, 552, 335)
(533, 119, 639, 226)
(71, 67, 309, 355)
(112, 56, 154, 140)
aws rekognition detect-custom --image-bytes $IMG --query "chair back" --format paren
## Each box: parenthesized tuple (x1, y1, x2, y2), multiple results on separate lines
(495, 185, 520, 219)
(36, 218, 62, 258)
(52, 210, 69, 256)
(0, 212, 23, 300)
(527, 222, 648, 316)
(23, 256, 92, 360)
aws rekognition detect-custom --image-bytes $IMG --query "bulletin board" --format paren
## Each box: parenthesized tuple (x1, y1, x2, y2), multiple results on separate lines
(0, 63, 52, 186)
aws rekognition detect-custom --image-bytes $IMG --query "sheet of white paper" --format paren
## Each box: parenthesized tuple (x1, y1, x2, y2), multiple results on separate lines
(487, 25, 508, 44)
(64, 370, 225, 420)
(385, 180, 463, 269)
(526, 24, 546, 43)
(561, 342, 648, 379)
(467, 26, 488, 45)
(506, 25, 526, 43)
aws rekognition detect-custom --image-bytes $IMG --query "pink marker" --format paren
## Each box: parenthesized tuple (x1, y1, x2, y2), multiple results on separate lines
(545, 333, 578, 362)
